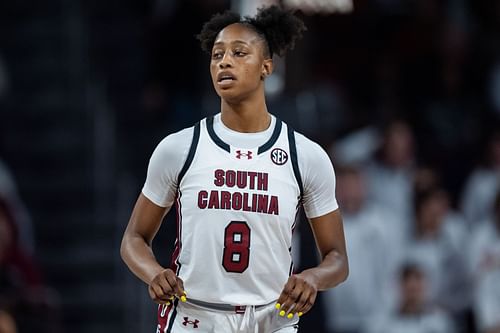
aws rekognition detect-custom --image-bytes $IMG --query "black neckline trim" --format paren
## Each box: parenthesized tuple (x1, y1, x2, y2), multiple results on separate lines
(258, 119, 282, 154)
(205, 115, 282, 155)
(206, 116, 230, 152)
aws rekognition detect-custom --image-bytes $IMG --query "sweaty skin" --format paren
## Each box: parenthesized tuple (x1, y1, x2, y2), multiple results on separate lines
(120, 23, 349, 317)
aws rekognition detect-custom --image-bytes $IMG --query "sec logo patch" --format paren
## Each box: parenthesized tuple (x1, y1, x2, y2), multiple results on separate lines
(271, 148, 288, 165)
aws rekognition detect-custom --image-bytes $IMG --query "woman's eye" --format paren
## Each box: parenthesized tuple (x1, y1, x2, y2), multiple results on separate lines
(212, 52, 223, 59)
(234, 51, 246, 56)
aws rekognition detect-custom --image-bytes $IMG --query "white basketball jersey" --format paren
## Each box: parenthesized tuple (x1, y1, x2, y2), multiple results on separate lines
(171, 116, 303, 305)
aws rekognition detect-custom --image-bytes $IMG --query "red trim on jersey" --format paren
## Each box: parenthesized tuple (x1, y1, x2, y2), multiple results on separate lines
(170, 192, 183, 274)
(162, 193, 182, 331)
(290, 209, 299, 275)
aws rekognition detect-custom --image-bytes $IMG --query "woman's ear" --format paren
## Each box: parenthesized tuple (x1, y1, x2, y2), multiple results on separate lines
(261, 59, 274, 79)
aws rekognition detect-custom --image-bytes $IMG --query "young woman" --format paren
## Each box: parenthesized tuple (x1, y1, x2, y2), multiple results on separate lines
(121, 5, 348, 332)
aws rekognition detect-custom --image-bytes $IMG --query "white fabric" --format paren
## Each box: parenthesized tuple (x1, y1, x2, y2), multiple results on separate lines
(364, 161, 414, 237)
(294, 130, 338, 218)
(158, 301, 298, 333)
(460, 168, 500, 225)
(322, 205, 391, 332)
(142, 113, 338, 305)
(216, 114, 338, 218)
(214, 113, 276, 149)
(363, 310, 455, 333)
(468, 220, 500, 331)
(142, 113, 338, 218)
(141, 127, 192, 210)
(404, 218, 468, 311)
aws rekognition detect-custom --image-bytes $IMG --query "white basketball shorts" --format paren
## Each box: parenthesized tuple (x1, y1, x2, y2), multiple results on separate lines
(156, 299, 300, 333)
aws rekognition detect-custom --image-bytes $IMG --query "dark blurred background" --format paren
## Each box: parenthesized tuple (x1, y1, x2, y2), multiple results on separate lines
(0, 0, 499, 332)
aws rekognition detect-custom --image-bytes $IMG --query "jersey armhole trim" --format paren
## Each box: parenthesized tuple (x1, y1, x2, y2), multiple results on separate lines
(177, 121, 201, 185)
(287, 125, 304, 199)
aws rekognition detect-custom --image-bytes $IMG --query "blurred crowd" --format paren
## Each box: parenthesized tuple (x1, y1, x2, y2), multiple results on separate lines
(0, 54, 60, 333)
(0, 165, 61, 332)
(319, 121, 500, 333)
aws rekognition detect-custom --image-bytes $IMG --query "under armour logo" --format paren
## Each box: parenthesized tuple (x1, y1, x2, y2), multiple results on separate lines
(182, 317, 199, 328)
(236, 150, 253, 160)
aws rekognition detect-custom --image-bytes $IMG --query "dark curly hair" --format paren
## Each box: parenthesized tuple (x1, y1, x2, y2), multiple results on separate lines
(197, 5, 306, 58)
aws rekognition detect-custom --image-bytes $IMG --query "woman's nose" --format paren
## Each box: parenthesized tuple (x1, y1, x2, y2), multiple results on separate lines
(219, 53, 232, 68)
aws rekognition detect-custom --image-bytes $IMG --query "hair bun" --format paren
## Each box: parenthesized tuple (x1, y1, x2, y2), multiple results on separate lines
(197, 5, 306, 57)
(198, 11, 241, 54)
(246, 5, 306, 57)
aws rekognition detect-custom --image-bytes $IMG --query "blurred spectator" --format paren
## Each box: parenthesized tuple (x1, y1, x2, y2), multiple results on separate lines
(461, 131, 500, 226)
(414, 166, 468, 231)
(468, 190, 500, 333)
(330, 126, 381, 166)
(0, 198, 41, 290)
(404, 186, 469, 316)
(364, 120, 416, 237)
(0, 160, 35, 255)
(0, 198, 60, 333)
(0, 310, 16, 333)
(322, 165, 397, 333)
(363, 262, 455, 333)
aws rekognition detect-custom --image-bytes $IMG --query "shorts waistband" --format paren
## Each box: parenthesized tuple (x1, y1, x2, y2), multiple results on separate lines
(186, 298, 276, 314)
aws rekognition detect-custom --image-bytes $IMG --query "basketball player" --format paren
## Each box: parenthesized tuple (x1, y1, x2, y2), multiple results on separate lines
(120, 5, 348, 332)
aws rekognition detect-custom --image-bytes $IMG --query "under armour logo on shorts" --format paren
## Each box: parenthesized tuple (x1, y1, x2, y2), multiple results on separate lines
(182, 317, 200, 328)
(236, 150, 253, 159)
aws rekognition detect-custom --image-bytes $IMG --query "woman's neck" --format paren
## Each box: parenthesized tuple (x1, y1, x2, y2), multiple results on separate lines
(220, 97, 270, 133)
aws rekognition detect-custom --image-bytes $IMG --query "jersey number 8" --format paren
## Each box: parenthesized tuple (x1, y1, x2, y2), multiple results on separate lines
(222, 221, 251, 273)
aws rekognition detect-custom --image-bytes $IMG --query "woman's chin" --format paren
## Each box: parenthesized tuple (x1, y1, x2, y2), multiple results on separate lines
(217, 91, 245, 104)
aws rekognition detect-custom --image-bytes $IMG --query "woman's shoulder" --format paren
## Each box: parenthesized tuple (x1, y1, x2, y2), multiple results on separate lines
(153, 125, 196, 156)
(159, 125, 196, 145)
(289, 129, 328, 160)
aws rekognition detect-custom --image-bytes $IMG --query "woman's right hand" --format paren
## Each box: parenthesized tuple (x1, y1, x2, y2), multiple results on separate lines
(148, 268, 186, 304)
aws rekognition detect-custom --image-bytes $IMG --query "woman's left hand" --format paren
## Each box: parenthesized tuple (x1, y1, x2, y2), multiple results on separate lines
(275, 270, 318, 318)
